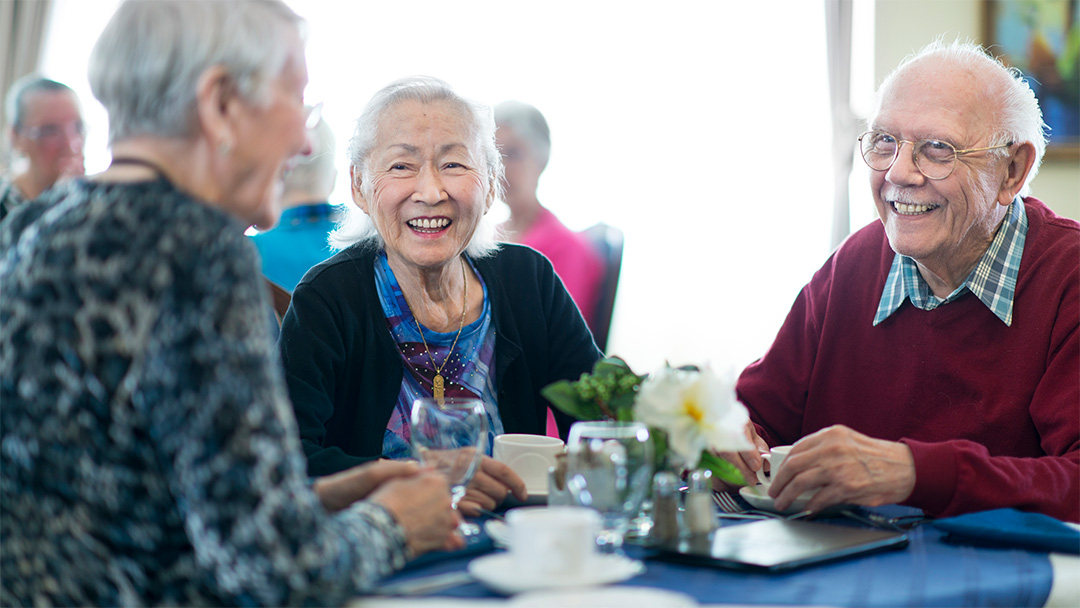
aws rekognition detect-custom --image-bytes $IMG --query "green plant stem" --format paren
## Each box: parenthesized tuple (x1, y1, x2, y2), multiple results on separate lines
(699, 450, 747, 486)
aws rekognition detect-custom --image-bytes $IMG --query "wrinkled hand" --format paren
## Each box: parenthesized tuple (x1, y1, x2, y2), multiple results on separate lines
(712, 420, 770, 491)
(769, 425, 915, 513)
(313, 460, 420, 513)
(370, 470, 464, 555)
(458, 456, 527, 517)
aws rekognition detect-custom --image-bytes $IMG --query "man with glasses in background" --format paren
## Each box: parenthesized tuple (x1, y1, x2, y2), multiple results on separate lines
(1, 75, 85, 222)
(725, 41, 1078, 522)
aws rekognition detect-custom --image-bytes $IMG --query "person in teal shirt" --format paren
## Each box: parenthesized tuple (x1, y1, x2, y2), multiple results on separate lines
(251, 114, 339, 291)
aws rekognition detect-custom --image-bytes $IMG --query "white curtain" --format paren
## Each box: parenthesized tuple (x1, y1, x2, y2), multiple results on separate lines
(825, 0, 859, 249)
(0, 0, 54, 173)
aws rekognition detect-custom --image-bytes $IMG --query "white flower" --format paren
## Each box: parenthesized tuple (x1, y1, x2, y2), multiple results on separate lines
(633, 366, 751, 469)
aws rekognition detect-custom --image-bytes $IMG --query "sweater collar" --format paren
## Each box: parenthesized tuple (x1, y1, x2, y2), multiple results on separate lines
(874, 197, 1028, 327)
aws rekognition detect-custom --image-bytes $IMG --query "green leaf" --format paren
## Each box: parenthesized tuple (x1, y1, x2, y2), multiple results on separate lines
(540, 381, 604, 420)
(699, 450, 747, 486)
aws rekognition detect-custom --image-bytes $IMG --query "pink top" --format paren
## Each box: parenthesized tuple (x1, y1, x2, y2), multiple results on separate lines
(519, 208, 604, 328)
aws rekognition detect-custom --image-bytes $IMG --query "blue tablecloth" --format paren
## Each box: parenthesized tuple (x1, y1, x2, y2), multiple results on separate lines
(382, 508, 1054, 607)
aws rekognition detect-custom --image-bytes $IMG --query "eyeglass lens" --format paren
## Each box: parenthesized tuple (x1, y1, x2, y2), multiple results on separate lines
(860, 131, 956, 179)
(304, 102, 323, 131)
(20, 121, 86, 142)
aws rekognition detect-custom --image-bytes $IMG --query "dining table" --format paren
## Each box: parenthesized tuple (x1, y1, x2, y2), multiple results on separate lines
(349, 496, 1080, 608)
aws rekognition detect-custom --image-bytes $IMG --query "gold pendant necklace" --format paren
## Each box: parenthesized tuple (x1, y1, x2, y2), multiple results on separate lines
(414, 257, 468, 401)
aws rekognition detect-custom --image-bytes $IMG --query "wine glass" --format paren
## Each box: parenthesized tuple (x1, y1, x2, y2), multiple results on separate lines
(410, 397, 488, 540)
(564, 421, 653, 555)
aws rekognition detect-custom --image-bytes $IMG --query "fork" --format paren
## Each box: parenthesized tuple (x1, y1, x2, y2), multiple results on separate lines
(712, 491, 780, 520)
(713, 491, 745, 514)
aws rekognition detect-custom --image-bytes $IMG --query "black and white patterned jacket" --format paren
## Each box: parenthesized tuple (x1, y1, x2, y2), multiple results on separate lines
(0, 177, 408, 606)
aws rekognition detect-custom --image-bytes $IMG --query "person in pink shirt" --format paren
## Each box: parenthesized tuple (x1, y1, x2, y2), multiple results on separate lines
(495, 101, 604, 437)
(495, 101, 603, 329)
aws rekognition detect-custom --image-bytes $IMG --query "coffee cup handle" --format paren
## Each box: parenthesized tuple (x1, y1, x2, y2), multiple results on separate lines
(756, 453, 773, 485)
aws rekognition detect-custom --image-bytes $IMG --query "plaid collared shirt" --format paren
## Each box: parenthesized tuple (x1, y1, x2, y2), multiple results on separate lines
(874, 197, 1028, 327)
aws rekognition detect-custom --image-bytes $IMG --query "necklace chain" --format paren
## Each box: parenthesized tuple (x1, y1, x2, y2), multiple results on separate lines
(414, 257, 468, 400)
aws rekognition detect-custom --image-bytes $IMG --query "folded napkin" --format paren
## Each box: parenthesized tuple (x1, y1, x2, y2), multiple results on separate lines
(934, 508, 1080, 554)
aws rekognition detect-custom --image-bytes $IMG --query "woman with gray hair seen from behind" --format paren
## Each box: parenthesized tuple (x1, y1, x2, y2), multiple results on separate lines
(1, 75, 85, 222)
(0, 2, 461, 606)
(278, 76, 602, 514)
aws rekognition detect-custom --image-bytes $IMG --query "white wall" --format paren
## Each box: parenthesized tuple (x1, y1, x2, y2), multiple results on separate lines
(871, 0, 1079, 222)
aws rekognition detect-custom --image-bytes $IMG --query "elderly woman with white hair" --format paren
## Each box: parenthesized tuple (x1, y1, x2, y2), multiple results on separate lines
(0, 2, 462, 606)
(278, 77, 602, 514)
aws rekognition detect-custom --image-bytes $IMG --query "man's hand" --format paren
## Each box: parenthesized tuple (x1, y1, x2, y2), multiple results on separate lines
(458, 456, 528, 516)
(768, 425, 915, 513)
(712, 420, 770, 491)
(370, 471, 464, 555)
(313, 460, 420, 512)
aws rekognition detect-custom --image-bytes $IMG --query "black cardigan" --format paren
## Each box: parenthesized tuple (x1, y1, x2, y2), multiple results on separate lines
(279, 243, 603, 476)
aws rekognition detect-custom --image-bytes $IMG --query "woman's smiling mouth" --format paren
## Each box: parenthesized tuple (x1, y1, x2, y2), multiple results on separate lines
(408, 217, 451, 233)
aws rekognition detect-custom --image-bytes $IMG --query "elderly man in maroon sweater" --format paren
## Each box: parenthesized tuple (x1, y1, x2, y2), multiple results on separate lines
(727, 41, 1079, 523)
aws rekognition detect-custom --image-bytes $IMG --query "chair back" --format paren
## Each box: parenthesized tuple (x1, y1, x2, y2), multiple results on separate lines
(266, 278, 292, 326)
(582, 223, 624, 352)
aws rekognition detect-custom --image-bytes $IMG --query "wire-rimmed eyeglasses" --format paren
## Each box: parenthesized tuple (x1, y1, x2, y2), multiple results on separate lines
(17, 120, 86, 143)
(303, 102, 324, 131)
(857, 130, 1013, 180)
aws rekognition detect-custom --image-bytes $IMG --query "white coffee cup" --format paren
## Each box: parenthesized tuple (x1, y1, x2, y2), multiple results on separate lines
(756, 445, 794, 486)
(493, 434, 565, 495)
(507, 506, 599, 575)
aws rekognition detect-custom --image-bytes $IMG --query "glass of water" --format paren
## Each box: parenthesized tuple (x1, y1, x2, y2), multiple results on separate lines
(564, 420, 653, 555)
(410, 397, 488, 539)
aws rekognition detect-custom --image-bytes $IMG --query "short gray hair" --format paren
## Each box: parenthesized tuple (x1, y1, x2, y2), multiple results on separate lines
(870, 39, 1047, 196)
(88, 0, 304, 144)
(283, 113, 336, 198)
(495, 100, 551, 169)
(330, 76, 503, 257)
(5, 75, 78, 129)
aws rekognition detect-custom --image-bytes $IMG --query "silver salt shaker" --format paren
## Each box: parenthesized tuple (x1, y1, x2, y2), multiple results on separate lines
(684, 469, 717, 535)
(650, 471, 680, 544)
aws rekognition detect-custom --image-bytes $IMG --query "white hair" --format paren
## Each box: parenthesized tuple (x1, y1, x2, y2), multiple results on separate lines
(283, 114, 336, 198)
(88, 0, 304, 143)
(495, 100, 551, 169)
(330, 76, 503, 257)
(869, 39, 1047, 196)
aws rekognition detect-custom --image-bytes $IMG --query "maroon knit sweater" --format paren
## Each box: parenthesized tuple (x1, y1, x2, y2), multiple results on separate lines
(737, 197, 1079, 522)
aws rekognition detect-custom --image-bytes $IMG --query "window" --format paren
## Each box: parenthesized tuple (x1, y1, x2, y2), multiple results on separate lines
(41, 0, 834, 374)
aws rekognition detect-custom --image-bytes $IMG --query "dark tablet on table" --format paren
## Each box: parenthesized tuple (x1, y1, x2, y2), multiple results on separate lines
(653, 518, 908, 573)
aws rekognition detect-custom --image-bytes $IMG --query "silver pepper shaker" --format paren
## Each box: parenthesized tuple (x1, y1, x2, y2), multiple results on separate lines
(684, 469, 717, 536)
(650, 471, 680, 544)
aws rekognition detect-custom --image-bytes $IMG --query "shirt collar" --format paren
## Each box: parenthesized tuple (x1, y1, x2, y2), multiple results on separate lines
(277, 202, 336, 227)
(874, 196, 1027, 326)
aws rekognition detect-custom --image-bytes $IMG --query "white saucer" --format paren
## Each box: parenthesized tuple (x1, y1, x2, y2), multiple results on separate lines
(468, 553, 644, 595)
(483, 519, 510, 548)
(510, 587, 698, 607)
(739, 484, 815, 515)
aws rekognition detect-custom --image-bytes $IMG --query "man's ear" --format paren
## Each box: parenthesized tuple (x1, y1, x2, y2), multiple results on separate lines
(194, 66, 238, 154)
(350, 165, 369, 213)
(997, 141, 1036, 205)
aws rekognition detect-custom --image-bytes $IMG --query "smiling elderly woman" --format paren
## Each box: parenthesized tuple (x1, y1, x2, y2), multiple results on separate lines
(279, 77, 602, 513)
(0, 3, 463, 606)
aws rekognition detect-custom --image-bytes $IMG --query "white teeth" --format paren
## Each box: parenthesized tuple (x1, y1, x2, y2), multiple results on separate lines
(892, 202, 939, 215)
(408, 218, 449, 230)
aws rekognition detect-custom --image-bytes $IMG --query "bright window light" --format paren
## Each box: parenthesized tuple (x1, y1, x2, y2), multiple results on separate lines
(40, 0, 835, 375)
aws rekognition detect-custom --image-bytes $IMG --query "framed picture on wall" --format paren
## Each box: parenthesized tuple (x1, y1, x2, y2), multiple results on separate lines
(983, 0, 1079, 160)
